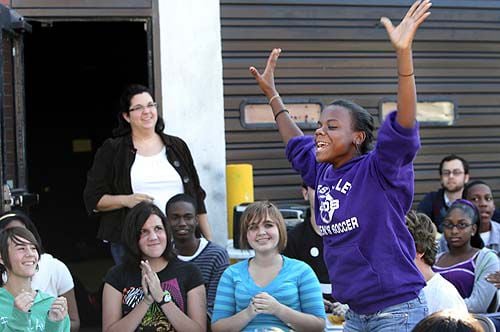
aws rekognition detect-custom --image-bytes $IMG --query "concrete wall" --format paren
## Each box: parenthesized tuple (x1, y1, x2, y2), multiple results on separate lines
(158, 0, 227, 246)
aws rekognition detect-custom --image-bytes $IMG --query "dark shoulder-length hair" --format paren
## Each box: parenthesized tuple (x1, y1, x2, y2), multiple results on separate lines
(0, 227, 41, 287)
(112, 84, 165, 137)
(0, 210, 44, 254)
(445, 199, 484, 249)
(121, 201, 176, 270)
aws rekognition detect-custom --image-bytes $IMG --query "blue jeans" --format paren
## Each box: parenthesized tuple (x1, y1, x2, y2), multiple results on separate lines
(110, 242, 126, 265)
(344, 290, 428, 332)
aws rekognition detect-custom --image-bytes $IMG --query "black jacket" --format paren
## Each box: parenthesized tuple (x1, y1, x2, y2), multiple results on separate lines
(83, 133, 206, 243)
(417, 188, 447, 231)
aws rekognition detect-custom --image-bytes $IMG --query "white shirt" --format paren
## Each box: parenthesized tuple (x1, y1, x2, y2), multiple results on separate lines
(423, 273, 468, 315)
(481, 231, 492, 247)
(131, 147, 184, 215)
(32, 253, 74, 297)
(177, 238, 209, 261)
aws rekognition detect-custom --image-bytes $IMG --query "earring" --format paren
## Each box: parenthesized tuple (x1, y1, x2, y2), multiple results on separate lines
(1, 270, 7, 284)
(353, 141, 361, 155)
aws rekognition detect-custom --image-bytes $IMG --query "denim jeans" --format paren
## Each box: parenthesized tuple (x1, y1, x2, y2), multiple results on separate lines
(344, 290, 427, 332)
(110, 242, 126, 265)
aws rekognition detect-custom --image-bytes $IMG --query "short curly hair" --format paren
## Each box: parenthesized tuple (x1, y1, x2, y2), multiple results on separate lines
(405, 210, 438, 266)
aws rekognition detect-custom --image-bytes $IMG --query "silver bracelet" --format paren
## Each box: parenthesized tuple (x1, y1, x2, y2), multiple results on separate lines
(268, 94, 280, 105)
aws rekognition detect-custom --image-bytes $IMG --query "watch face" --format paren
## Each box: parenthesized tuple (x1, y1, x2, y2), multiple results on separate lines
(163, 291, 172, 303)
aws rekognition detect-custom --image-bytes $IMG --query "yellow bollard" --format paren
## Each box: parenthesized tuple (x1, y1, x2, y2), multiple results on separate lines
(226, 164, 254, 240)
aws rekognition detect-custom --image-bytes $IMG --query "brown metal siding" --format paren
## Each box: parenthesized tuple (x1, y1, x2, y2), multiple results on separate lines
(221, 0, 500, 206)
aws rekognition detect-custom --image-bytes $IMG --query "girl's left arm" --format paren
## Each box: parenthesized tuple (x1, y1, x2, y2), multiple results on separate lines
(465, 250, 500, 313)
(273, 305, 325, 331)
(252, 292, 325, 332)
(253, 263, 325, 331)
(381, 0, 432, 128)
(158, 285, 207, 332)
(60, 289, 80, 332)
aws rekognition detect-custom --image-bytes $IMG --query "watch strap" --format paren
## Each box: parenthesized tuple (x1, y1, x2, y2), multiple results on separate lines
(157, 290, 172, 307)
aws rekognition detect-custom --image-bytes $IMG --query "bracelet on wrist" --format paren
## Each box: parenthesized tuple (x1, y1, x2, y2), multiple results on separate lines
(268, 94, 280, 105)
(274, 109, 290, 121)
(398, 72, 414, 77)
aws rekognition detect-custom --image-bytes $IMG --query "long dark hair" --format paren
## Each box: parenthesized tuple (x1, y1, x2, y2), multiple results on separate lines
(121, 202, 176, 270)
(112, 84, 165, 137)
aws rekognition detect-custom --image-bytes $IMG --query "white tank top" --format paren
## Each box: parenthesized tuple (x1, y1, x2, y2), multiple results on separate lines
(130, 146, 184, 215)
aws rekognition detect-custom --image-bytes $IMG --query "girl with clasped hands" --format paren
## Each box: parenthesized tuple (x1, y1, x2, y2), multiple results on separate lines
(0, 227, 70, 331)
(211, 201, 325, 332)
(102, 202, 206, 332)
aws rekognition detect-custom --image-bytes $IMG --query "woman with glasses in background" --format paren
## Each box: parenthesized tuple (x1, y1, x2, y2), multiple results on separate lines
(433, 199, 499, 313)
(439, 180, 500, 255)
(84, 84, 210, 265)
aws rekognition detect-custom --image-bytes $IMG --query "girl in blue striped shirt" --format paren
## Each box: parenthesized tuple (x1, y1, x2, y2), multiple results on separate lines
(211, 201, 325, 332)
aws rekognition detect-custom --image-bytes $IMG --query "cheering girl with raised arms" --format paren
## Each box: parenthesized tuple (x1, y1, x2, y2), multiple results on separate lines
(249, 1, 432, 330)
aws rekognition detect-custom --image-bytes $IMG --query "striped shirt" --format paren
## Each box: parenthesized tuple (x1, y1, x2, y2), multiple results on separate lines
(212, 255, 326, 331)
(178, 239, 230, 316)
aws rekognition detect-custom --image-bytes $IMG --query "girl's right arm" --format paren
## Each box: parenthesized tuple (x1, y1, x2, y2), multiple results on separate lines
(102, 283, 152, 332)
(249, 48, 303, 145)
(211, 268, 257, 332)
(211, 304, 257, 332)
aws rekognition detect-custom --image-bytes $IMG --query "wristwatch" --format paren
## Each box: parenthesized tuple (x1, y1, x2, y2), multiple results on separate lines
(157, 290, 172, 307)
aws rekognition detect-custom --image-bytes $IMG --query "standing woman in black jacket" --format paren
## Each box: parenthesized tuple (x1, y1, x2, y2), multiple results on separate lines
(84, 84, 211, 264)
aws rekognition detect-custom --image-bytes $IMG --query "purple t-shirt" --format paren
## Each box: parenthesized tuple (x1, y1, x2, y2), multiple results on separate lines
(433, 251, 478, 298)
(286, 111, 425, 314)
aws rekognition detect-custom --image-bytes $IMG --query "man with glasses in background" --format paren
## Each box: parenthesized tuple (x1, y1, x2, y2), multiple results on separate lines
(418, 154, 470, 232)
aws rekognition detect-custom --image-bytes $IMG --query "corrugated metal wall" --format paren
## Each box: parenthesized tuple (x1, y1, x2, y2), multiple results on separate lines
(221, 0, 500, 207)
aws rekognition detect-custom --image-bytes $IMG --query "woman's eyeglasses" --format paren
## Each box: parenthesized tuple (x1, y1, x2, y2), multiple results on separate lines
(441, 222, 473, 230)
(129, 102, 157, 112)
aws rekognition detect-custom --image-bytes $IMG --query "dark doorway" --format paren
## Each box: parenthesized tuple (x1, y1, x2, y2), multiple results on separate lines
(24, 21, 149, 262)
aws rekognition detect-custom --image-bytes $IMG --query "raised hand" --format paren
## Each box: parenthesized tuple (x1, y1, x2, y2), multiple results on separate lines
(249, 48, 282, 99)
(380, 0, 431, 51)
(48, 296, 68, 322)
(13, 290, 36, 313)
